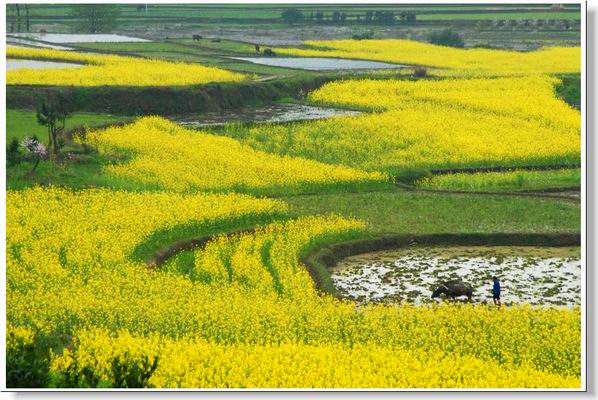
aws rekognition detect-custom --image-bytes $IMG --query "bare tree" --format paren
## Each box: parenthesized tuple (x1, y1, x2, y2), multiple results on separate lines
(24, 4, 30, 32)
(70, 5, 120, 33)
(16, 4, 21, 32)
(36, 93, 72, 156)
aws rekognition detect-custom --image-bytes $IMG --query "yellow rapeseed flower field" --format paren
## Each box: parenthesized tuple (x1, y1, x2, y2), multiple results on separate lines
(7, 188, 581, 388)
(83, 116, 388, 195)
(276, 39, 580, 77)
(6, 37, 582, 389)
(6, 47, 246, 86)
(416, 168, 581, 191)
(228, 75, 580, 172)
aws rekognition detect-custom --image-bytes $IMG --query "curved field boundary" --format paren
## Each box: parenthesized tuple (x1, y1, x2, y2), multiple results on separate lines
(396, 182, 581, 203)
(7, 76, 335, 116)
(429, 164, 581, 175)
(146, 225, 580, 299)
(300, 232, 581, 297)
(146, 226, 257, 268)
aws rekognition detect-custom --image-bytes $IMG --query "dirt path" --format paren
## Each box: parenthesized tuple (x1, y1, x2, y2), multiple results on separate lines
(395, 183, 581, 204)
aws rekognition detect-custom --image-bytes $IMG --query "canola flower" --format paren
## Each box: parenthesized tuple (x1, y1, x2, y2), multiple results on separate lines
(83, 116, 388, 195)
(225, 75, 580, 172)
(7, 188, 581, 388)
(6, 47, 245, 86)
(51, 328, 579, 389)
(416, 168, 581, 192)
(276, 39, 581, 77)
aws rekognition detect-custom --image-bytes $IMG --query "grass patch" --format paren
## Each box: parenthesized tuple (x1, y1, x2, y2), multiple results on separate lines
(555, 73, 581, 110)
(6, 109, 125, 144)
(418, 11, 581, 20)
(282, 189, 580, 235)
(6, 150, 161, 192)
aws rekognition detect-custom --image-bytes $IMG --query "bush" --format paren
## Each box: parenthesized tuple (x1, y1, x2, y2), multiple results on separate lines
(7, 137, 22, 167)
(352, 30, 373, 40)
(428, 29, 465, 48)
(394, 168, 432, 185)
(6, 327, 51, 388)
(111, 353, 159, 388)
(281, 8, 304, 25)
(413, 66, 427, 78)
(56, 355, 103, 388)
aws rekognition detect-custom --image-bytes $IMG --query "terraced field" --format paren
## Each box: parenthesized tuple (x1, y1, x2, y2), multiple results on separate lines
(5, 17, 583, 390)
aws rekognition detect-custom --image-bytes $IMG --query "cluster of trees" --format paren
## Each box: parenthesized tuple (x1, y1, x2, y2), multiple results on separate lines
(281, 8, 417, 25)
(70, 5, 120, 33)
(8, 5, 121, 33)
(427, 29, 465, 48)
(7, 4, 31, 32)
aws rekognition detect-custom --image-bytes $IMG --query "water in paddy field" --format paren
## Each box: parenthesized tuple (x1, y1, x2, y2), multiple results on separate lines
(229, 56, 404, 71)
(331, 246, 581, 307)
(8, 33, 150, 44)
(7, 38, 74, 51)
(172, 104, 361, 127)
(6, 59, 84, 71)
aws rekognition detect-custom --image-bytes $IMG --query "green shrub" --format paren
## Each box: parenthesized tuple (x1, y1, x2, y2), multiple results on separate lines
(6, 327, 51, 388)
(428, 29, 465, 48)
(111, 353, 159, 388)
(394, 168, 432, 185)
(7, 138, 22, 167)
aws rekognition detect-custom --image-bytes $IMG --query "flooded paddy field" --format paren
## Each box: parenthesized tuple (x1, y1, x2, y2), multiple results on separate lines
(6, 59, 84, 71)
(171, 103, 361, 127)
(331, 246, 581, 307)
(6, 37, 74, 50)
(8, 33, 150, 44)
(230, 56, 404, 71)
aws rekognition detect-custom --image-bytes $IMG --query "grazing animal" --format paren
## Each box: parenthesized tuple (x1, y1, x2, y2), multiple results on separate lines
(192, 34, 203, 42)
(263, 48, 276, 57)
(431, 281, 473, 301)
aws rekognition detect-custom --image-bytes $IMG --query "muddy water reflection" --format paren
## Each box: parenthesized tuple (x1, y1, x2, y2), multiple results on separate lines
(172, 104, 361, 127)
(7, 59, 84, 71)
(331, 246, 581, 307)
(230, 56, 404, 71)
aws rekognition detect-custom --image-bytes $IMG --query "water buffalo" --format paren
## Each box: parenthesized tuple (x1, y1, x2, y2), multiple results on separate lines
(431, 281, 473, 301)
(192, 34, 203, 41)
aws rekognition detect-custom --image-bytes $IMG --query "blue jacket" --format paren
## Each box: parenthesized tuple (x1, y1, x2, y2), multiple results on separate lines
(493, 281, 501, 295)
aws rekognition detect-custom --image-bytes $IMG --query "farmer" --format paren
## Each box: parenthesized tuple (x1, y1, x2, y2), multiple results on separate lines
(255, 43, 260, 53)
(492, 276, 501, 307)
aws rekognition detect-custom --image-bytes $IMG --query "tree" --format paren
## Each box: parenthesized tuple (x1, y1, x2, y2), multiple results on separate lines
(7, 138, 22, 167)
(36, 93, 72, 156)
(400, 11, 416, 23)
(315, 12, 324, 24)
(332, 11, 341, 23)
(281, 8, 304, 25)
(374, 11, 394, 25)
(365, 10, 373, 23)
(24, 4, 30, 32)
(20, 137, 48, 172)
(427, 29, 465, 48)
(70, 5, 120, 33)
